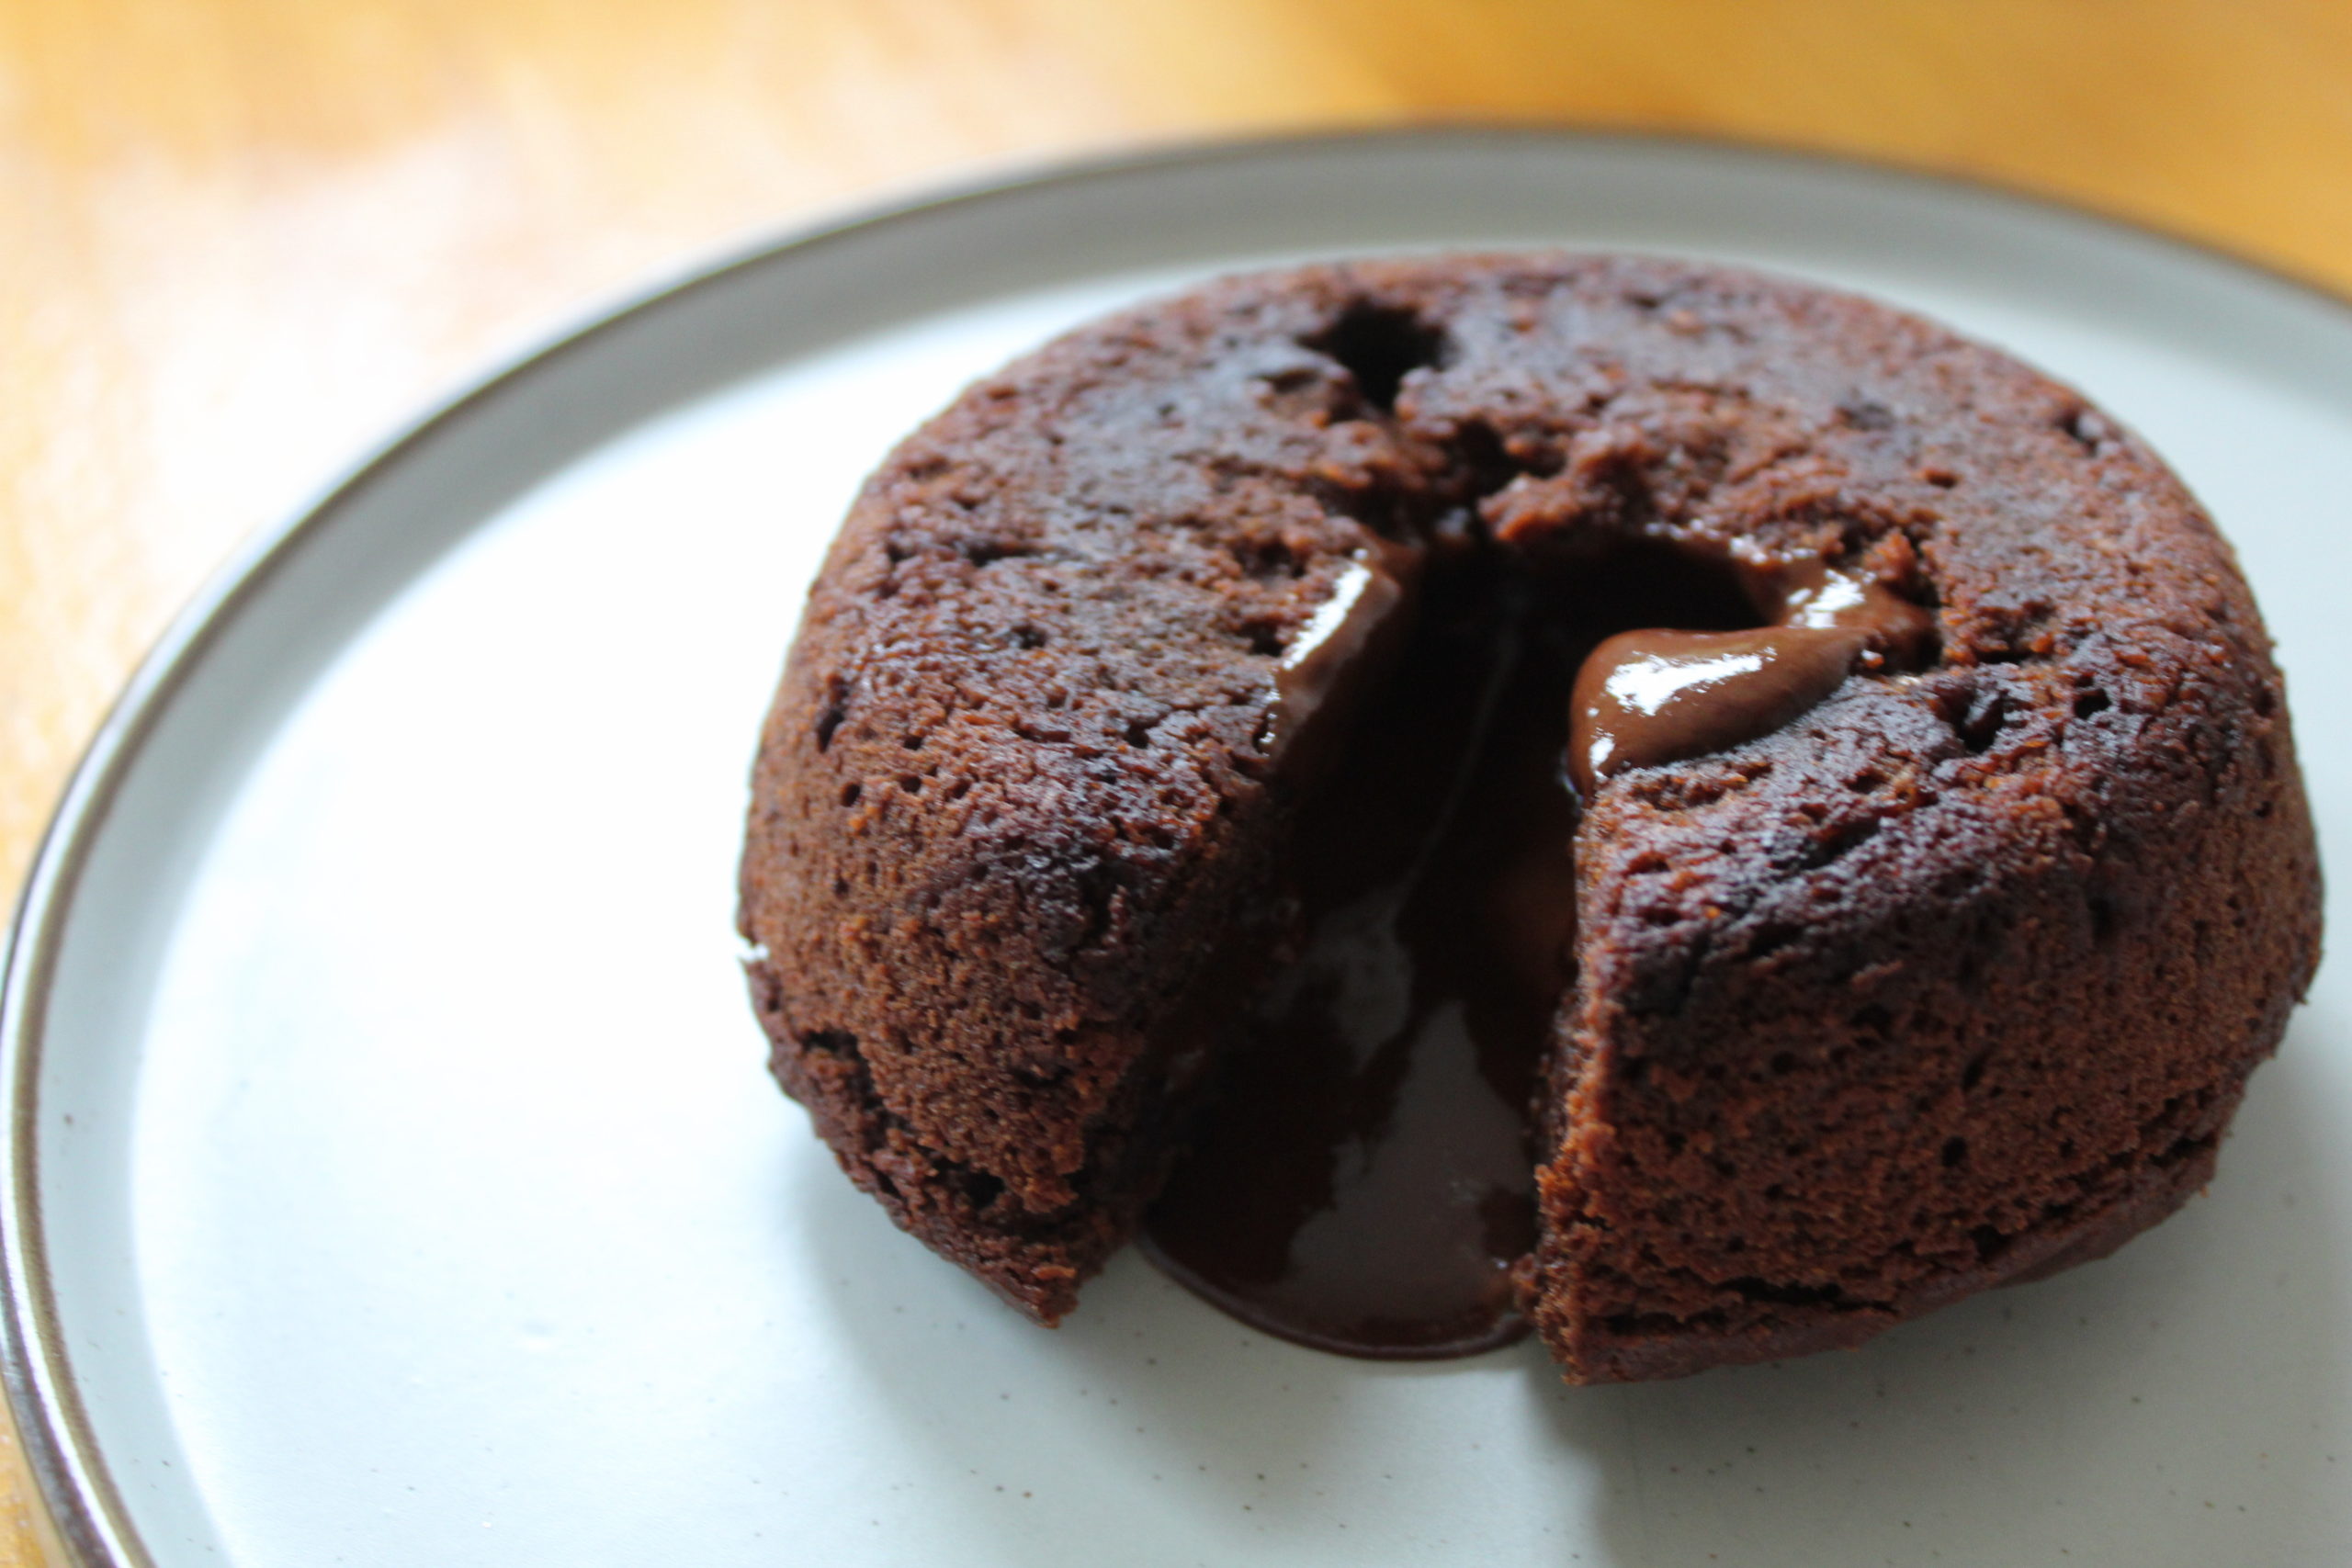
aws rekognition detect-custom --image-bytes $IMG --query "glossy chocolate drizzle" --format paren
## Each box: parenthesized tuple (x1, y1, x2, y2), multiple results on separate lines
(1569, 555, 1934, 794)
(1142, 536, 1932, 1359)
(1567, 626, 1863, 796)
(1261, 539, 1419, 782)
(1768, 555, 1938, 664)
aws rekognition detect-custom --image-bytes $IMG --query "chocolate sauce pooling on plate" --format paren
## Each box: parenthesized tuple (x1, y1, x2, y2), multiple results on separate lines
(1142, 565, 1579, 1359)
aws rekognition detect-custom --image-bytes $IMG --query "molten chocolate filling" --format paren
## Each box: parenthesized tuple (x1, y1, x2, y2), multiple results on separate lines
(1141, 535, 1930, 1359)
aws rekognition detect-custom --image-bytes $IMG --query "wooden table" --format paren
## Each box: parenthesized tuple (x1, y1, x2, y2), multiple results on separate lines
(6, 1, 2350, 1558)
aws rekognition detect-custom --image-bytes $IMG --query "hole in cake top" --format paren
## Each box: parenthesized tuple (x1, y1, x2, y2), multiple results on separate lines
(1305, 301, 1447, 414)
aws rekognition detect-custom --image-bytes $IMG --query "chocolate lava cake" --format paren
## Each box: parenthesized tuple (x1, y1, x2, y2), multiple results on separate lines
(737, 255, 2321, 1383)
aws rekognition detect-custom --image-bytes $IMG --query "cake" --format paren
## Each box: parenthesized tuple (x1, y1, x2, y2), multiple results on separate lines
(736, 254, 2320, 1382)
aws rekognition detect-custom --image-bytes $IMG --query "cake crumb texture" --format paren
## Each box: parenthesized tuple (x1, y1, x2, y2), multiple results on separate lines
(738, 254, 2319, 1372)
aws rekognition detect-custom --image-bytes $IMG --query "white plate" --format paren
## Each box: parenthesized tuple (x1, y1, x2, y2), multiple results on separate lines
(9, 130, 2352, 1568)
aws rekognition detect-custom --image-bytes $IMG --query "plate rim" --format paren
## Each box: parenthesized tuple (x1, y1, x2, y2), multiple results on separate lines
(9, 121, 2352, 1568)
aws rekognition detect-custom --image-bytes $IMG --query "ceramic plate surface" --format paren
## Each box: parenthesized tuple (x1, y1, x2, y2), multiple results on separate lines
(9, 130, 2352, 1568)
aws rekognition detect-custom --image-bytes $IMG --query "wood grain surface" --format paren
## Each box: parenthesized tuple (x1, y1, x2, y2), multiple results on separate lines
(6, 1, 2352, 1559)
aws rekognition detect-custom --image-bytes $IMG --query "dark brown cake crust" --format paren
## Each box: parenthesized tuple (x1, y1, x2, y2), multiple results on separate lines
(737, 255, 2320, 1374)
